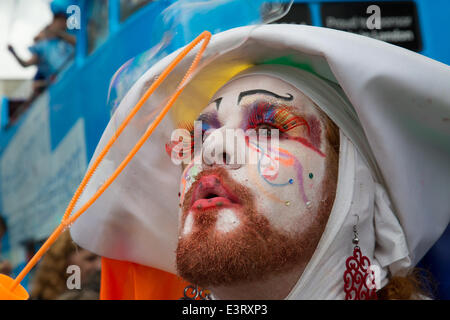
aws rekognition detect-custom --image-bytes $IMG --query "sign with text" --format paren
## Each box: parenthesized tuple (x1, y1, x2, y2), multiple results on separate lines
(321, 1, 422, 51)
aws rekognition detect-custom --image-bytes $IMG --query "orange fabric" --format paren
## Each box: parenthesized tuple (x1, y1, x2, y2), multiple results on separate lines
(100, 257, 189, 300)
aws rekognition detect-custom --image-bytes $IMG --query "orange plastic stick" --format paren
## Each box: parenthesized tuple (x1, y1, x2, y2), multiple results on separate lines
(9, 31, 211, 292)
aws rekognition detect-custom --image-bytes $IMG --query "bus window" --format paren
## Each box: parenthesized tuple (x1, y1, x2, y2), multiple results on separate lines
(87, 0, 109, 54)
(120, 0, 153, 22)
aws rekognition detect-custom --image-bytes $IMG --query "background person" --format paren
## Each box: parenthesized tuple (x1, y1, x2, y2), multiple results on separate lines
(30, 231, 101, 300)
(7, 11, 75, 121)
(0, 215, 12, 276)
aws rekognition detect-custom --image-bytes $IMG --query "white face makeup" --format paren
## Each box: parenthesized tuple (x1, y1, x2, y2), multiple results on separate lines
(175, 74, 338, 288)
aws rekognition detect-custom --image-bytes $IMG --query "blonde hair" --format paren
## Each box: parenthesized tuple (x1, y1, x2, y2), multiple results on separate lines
(30, 231, 79, 300)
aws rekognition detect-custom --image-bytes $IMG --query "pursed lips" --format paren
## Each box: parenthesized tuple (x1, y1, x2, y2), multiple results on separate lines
(190, 175, 241, 211)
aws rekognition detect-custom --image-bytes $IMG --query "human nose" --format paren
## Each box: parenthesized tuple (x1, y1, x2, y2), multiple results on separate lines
(201, 127, 244, 170)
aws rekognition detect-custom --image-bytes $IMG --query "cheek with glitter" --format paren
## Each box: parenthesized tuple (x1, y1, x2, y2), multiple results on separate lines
(245, 140, 325, 210)
(180, 163, 202, 203)
(246, 163, 286, 204)
(259, 153, 280, 180)
(275, 146, 309, 204)
(246, 142, 307, 206)
(248, 141, 293, 187)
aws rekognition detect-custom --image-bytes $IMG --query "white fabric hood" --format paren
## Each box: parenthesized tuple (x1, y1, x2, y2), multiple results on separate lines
(70, 25, 450, 297)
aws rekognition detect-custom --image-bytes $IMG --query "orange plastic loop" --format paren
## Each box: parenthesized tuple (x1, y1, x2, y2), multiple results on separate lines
(5, 31, 212, 296)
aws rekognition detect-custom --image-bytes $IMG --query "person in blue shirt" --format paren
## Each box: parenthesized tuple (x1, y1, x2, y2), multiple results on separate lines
(7, 12, 76, 120)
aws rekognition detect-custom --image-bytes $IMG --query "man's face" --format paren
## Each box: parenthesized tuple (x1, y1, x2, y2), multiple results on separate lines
(175, 74, 338, 287)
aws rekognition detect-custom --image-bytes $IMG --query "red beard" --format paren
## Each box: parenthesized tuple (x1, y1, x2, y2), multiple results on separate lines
(176, 167, 329, 288)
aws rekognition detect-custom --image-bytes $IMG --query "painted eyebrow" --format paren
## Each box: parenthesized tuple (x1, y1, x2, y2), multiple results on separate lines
(212, 97, 222, 111)
(237, 89, 293, 104)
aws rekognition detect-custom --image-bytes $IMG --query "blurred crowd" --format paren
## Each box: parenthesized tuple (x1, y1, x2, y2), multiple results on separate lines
(0, 215, 101, 300)
(6, 4, 76, 124)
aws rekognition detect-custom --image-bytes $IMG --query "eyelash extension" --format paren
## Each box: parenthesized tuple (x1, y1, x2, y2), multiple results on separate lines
(246, 101, 310, 133)
(165, 121, 195, 159)
(172, 119, 210, 156)
(176, 121, 210, 139)
(177, 121, 195, 135)
(177, 111, 220, 135)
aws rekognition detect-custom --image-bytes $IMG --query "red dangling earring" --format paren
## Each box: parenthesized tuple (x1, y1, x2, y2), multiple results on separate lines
(343, 215, 377, 300)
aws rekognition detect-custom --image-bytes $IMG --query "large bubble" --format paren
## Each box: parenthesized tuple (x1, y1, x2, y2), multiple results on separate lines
(106, 0, 293, 116)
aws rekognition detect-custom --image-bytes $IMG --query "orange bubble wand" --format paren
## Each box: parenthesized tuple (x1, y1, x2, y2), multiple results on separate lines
(0, 31, 211, 300)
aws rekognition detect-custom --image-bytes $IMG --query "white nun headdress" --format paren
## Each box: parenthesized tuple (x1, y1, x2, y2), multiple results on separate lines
(70, 25, 450, 298)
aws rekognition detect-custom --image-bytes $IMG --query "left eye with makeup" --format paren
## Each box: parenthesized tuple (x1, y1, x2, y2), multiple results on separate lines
(179, 112, 219, 142)
(243, 100, 310, 138)
(166, 112, 220, 159)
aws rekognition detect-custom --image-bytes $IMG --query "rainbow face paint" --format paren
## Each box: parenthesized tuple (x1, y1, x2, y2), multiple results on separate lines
(176, 74, 336, 236)
(172, 112, 222, 162)
(243, 101, 310, 135)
